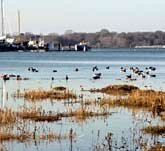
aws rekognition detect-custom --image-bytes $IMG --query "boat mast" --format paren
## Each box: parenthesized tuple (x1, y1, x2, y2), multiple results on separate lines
(18, 10, 20, 35)
(1, 0, 4, 36)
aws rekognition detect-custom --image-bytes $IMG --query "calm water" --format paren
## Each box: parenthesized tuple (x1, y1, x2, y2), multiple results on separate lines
(0, 48, 165, 151)
(0, 48, 165, 90)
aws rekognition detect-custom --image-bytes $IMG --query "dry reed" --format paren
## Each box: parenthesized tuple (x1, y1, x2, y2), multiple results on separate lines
(0, 132, 31, 142)
(17, 106, 110, 122)
(22, 88, 76, 101)
(0, 109, 16, 126)
(98, 85, 165, 114)
(18, 107, 61, 122)
(40, 131, 76, 141)
(91, 85, 139, 95)
(148, 145, 165, 151)
(142, 125, 165, 135)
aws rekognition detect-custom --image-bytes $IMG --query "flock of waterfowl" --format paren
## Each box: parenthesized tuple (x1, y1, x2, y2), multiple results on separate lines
(0, 65, 157, 82)
(120, 66, 157, 81)
(1, 74, 29, 81)
(91, 65, 157, 81)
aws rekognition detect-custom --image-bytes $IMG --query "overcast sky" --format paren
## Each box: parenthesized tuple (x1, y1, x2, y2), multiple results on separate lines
(3, 0, 165, 34)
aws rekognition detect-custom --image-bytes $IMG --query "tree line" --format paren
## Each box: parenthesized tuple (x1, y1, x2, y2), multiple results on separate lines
(15, 29, 165, 48)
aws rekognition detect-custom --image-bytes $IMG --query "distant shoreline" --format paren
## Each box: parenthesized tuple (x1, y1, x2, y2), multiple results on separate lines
(0, 47, 165, 53)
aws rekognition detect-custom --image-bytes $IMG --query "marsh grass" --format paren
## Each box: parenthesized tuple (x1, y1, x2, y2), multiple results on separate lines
(17, 105, 110, 123)
(91, 85, 139, 95)
(142, 125, 165, 135)
(0, 132, 31, 142)
(0, 130, 75, 142)
(60, 107, 110, 121)
(148, 145, 165, 151)
(98, 85, 165, 114)
(19, 88, 76, 101)
(40, 131, 76, 141)
(160, 112, 165, 121)
(0, 109, 17, 126)
(18, 107, 61, 122)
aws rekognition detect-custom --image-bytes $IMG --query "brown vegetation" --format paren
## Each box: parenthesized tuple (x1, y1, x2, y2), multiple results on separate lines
(40, 131, 76, 141)
(96, 85, 165, 114)
(18, 106, 110, 122)
(53, 86, 67, 91)
(18, 107, 61, 122)
(0, 132, 31, 142)
(0, 130, 75, 142)
(160, 112, 165, 121)
(142, 125, 165, 135)
(148, 145, 165, 151)
(21, 88, 76, 101)
(0, 109, 17, 126)
(59, 107, 110, 121)
(91, 85, 139, 95)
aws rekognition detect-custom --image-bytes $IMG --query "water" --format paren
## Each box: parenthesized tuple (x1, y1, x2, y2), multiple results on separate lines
(0, 48, 165, 90)
(0, 48, 165, 151)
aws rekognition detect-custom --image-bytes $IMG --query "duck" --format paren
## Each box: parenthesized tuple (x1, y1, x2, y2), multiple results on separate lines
(106, 66, 110, 70)
(121, 67, 127, 72)
(126, 74, 132, 79)
(95, 73, 102, 76)
(3, 75, 10, 81)
(53, 70, 58, 73)
(66, 75, 69, 81)
(75, 68, 79, 72)
(149, 66, 156, 71)
(92, 66, 99, 72)
(150, 74, 156, 78)
(93, 75, 101, 80)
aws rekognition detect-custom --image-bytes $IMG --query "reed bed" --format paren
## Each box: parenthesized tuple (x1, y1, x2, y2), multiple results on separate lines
(91, 85, 139, 95)
(18, 107, 61, 122)
(40, 131, 76, 141)
(17, 106, 110, 122)
(0, 109, 17, 126)
(59, 107, 110, 121)
(160, 112, 165, 121)
(0, 130, 75, 142)
(21, 88, 76, 101)
(97, 85, 165, 114)
(0, 132, 31, 142)
(142, 125, 165, 135)
(148, 145, 165, 151)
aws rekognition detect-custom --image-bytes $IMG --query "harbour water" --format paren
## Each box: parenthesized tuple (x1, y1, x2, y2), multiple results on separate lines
(0, 48, 165, 151)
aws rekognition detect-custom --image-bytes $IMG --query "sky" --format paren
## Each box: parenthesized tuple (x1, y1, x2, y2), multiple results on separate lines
(2, 0, 165, 34)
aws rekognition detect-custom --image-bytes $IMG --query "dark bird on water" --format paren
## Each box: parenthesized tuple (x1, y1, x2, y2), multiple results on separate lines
(93, 75, 101, 80)
(95, 73, 102, 76)
(75, 68, 79, 72)
(106, 66, 110, 70)
(66, 75, 69, 81)
(93, 66, 98, 72)
(121, 67, 126, 73)
(53, 70, 57, 73)
(126, 74, 132, 79)
(150, 74, 156, 78)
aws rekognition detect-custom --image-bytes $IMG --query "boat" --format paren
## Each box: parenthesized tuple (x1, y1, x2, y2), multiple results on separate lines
(46, 41, 91, 52)
(75, 41, 91, 51)
(0, 0, 21, 51)
(0, 35, 25, 51)
(0, 0, 45, 52)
